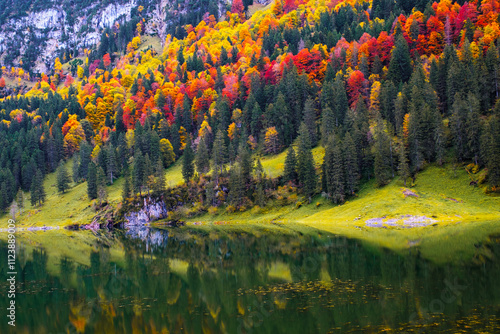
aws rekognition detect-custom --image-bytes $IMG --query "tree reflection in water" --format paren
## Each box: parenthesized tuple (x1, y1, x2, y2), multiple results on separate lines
(1, 227, 499, 333)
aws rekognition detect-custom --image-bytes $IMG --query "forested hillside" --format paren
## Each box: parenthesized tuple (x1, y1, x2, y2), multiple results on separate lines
(0, 0, 499, 217)
(0, 0, 237, 73)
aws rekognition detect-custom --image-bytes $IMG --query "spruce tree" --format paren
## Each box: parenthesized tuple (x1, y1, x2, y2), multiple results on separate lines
(296, 123, 317, 200)
(106, 145, 117, 184)
(283, 146, 298, 184)
(254, 159, 266, 207)
(303, 97, 317, 145)
(36, 170, 45, 206)
(195, 136, 210, 175)
(322, 137, 345, 204)
(96, 167, 107, 204)
(144, 154, 154, 194)
(87, 162, 98, 200)
(398, 142, 411, 187)
(182, 136, 195, 183)
(388, 35, 412, 84)
(132, 150, 144, 195)
(343, 132, 358, 195)
(237, 142, 253, 185)
(56, 162, 71, 193)
(122, 170, 132, 201)
(228, 164, 244, 206)
(321, 107, 335, 145)
(212, 129, 228, 178)
(154, 158, 166, 193)
(374, 121, 393, 187)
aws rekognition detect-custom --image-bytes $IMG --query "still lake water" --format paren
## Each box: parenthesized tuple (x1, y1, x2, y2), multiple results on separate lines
(1, 226, 499, 333)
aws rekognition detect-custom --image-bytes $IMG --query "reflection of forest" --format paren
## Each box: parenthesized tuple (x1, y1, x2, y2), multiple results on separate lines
(1, 228, 499, 333)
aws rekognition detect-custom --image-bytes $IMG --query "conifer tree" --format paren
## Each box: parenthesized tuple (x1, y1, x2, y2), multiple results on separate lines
(133, 150, 144, 195)
(283, 146, 298, 184)
(237, 142, 253, 185)
(182, 136, 195, 183)
(296, 123, 317, 200)
(254, 158, 266, 207)
(343, 132, 358, 195)
(30, 170, 45, 207)
(122, 170, 132, 201)
(106, 145, 117, 184)
(154, 158, 166, 193)
(144, 154, 154, 194)
(228, 164, 245, 206)
(78, 141, 92, 181)
(398, 142, 411, 187)
(195, 136, 210, 175)
(303, 97, 317, 145)
(322, 137, 345, 203)
(56, 162, 71, 193)
(97, 166, 107, 204)
(321, 107, 335, 145)
(388, 35, 412, 84)
(374, 121, 393, 186)
(212, 129, 228, 178)
(87, 162, 98, 200)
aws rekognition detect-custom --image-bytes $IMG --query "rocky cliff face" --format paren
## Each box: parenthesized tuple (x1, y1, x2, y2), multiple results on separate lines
(0, 0, 139, 73)
(123, 197, 170, 227)
(0, 0, 273, 73)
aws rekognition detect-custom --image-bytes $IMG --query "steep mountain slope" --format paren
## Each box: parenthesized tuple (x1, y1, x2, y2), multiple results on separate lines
(0, 0, 249, 73)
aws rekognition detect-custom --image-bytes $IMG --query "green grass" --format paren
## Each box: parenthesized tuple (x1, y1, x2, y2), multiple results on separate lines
(138, 35, 163, 54)
(2, 148, 500, 264)
(183, 164, 500, 264)
(0, 157, 185, 228)
(261, 146, 324, 177)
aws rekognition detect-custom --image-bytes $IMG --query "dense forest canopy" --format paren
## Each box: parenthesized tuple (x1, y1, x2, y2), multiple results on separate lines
(0, 0, 499, 212)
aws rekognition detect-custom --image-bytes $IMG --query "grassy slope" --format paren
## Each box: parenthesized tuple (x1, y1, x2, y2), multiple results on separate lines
(0, 157, 184, 228)
(183, 164, 500, 263)
(1, 146, 499, 263)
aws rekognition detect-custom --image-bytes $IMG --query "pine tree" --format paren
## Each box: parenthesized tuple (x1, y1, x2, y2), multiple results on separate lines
(87, 162, 98, 200)
(398, 142, 411, 187)
(483, 113, 500, 187)
(182, 136, 195, 183)
(106, 145, 117, 184)
(322, 136, 345, 203)
(35, 170, 45, 206)
(343, 132, 358, 195)
(388, 35, 412, 84)
(122, 170, 132, 201)
(303, 97, 317, 145)
(254, 158, 266, 207)
(374, 121, 393, 187)
(283, 146, 298, 184)
(133, 150, 144, 195)
(296, 123, 317, 200)
(212, 129, 228, 178)
(228, 164, 245, 206)
(195, 136, 210, 175)
(144, 154, 154, 195)
(56, 162, 71, 193)
(237, 142, 253, 185)
(97, 166, 107, 204)
(321, 107, 335, 145)
(154, 158, 166, 193)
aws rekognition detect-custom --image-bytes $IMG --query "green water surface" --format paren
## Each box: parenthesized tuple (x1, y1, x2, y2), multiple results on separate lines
(0, 226, 499, 333)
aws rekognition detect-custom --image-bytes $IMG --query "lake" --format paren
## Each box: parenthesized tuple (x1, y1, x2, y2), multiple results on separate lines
(1, 224, 499, 333)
